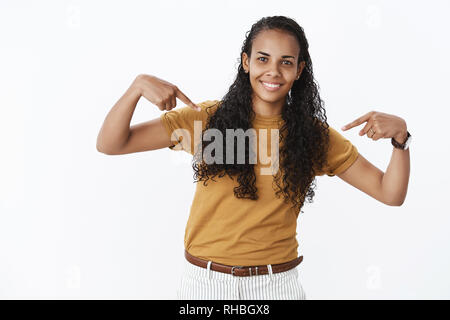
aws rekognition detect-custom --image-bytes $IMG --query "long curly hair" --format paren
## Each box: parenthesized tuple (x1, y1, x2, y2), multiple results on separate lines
(191, 15, 330, 213)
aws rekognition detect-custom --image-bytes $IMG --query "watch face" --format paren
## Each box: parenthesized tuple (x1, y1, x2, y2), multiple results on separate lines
(404, 135, 412, 149)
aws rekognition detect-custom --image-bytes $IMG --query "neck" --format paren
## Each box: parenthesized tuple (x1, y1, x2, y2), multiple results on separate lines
(251, 94, 286, 116)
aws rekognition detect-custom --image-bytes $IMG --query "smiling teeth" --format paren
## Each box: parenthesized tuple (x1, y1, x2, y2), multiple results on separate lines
(263, 82, 280, 88)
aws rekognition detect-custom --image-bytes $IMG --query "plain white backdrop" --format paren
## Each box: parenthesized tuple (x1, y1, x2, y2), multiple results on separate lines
(0, 0, 449, 299)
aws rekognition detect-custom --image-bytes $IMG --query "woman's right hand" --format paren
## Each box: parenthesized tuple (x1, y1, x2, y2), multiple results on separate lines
(133, 74, 201, 112)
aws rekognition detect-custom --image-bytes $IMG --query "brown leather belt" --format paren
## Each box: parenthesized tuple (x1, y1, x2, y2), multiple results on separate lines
(184, 250, 303, 277)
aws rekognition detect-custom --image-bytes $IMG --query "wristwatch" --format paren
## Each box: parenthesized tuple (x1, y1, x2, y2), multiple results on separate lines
(391, 131, 412, 150)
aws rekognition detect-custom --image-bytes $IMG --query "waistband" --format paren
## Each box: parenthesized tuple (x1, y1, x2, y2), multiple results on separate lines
(184, 250, 303, 277)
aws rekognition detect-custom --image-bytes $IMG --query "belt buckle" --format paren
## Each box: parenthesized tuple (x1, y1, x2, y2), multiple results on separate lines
(231, 266, 244, 276)
(231, 266, 257, 276)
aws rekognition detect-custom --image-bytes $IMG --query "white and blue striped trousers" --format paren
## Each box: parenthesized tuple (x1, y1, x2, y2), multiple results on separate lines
(177, 259, 306, 300)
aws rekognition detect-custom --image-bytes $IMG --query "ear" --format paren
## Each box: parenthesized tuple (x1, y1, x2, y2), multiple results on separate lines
(242, 52, 249, 72)
(297, 61, 306, 78)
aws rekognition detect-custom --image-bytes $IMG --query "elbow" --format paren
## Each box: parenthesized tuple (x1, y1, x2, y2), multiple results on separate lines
(384, 198, 405, 207)
(96, 132, 129, 155)
(96, 143, 104, 153)
(97, 146, 117, 155)
(381, 187, 406, 207)
(96, 140, 115, 155)
(96, 135, 117, 155)
(96, 140, 107, 154)
(96, 134, 105, 153)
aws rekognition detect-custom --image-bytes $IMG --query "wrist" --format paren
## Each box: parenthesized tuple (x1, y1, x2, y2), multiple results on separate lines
(131, 75, 145, 97)
(393, 130, 408, 144)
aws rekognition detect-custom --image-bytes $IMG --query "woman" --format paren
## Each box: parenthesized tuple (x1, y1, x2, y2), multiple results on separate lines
(96, 16, 411, 300)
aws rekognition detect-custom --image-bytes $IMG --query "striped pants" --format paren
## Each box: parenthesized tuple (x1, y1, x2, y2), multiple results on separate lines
(177, 259, 306, 300)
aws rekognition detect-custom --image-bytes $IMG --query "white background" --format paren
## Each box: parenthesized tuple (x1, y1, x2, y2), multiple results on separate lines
(1, 0, 449, 299)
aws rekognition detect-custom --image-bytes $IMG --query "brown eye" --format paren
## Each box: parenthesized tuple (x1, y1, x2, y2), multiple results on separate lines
(258, 57, 292, 65)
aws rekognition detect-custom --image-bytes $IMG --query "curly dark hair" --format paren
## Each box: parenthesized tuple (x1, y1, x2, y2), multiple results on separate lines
(191, 15, 330, 213)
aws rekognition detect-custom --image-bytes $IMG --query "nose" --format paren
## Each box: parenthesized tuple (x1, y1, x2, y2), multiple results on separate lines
(265, 61, 282, 77)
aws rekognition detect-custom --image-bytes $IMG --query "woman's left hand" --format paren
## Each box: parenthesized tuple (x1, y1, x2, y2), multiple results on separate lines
(341, 111, 408, 144)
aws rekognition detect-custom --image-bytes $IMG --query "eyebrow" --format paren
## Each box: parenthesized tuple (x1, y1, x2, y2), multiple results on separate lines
(257, 51, 295, 59)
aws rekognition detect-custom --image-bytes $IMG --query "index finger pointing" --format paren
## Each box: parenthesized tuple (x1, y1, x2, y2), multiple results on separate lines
(175, 87, 201, 111)
(341, 112, 371, 130)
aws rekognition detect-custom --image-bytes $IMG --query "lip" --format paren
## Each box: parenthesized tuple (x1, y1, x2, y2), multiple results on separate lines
(260, 81, 283, 92)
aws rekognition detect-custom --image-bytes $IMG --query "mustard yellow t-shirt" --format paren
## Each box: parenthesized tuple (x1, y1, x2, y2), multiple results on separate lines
(160, 100, 359, 266)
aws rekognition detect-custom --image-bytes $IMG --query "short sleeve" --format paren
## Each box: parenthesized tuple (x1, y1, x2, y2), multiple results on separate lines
(316, 126, 359, 177)
(159, 100, 220, 154)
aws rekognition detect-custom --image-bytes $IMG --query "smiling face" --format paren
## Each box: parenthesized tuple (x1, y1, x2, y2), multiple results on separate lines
(242, 29, 305, 114)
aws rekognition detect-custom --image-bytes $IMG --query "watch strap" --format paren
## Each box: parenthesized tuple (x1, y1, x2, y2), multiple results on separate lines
(391, 131, 411, 149)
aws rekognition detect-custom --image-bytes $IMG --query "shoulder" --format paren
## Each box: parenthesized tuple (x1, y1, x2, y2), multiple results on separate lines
(173, 99, 221, 119)
(327, 125, 352, 146)
(160, 99, 220, 123)
(197, 99, 221, 117)
(311, 118, 347, 143)
(186, 99, 222, 125)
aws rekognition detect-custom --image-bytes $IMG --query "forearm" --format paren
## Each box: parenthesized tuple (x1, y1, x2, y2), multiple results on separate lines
(96, 79, 142, 154)
(381, 136, 410, 206)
